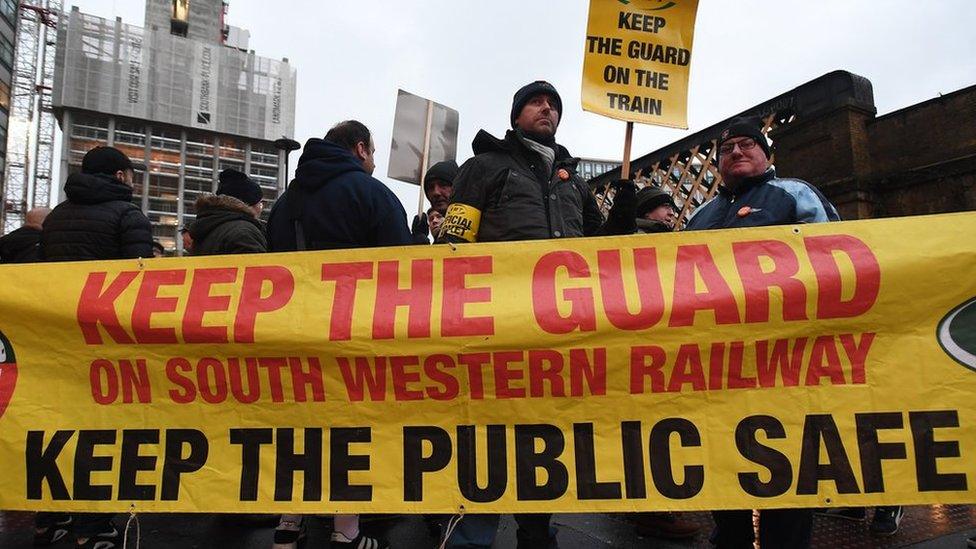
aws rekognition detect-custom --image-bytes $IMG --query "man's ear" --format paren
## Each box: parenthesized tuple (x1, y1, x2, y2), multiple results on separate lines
(354, 141, 368, 162)
(114, 170, 126, 183)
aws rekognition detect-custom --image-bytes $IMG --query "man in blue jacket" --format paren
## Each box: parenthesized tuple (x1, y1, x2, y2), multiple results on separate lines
(266, 120, 404, 549)
(685, 120, 838, 548)
(267, 120, 412, 252)
(685, 120, 839, 231)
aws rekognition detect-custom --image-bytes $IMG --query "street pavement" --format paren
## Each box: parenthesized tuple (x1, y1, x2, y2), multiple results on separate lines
(1, 507, 974, 548)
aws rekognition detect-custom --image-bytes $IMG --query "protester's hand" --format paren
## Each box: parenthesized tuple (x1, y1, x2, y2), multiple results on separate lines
(602, 179, 638, 235)
(411, 214, 430, 244)
(610, 179, 638, 215)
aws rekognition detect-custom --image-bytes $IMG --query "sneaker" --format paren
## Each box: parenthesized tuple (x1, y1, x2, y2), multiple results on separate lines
(632, 512, 701, 539)
(966, 534, 975, 548)
(34, 515, 73, 546)
(330, 531, 389, 549)
(819, 507, 867, 521)
(870, 506, 904, 536)
(272, 515, 306, 549)
(75, 523, 121, 549)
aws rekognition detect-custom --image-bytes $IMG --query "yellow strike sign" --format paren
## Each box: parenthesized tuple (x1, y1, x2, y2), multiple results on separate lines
(582, 0, 700, 128)
(0, 213, 975, 514)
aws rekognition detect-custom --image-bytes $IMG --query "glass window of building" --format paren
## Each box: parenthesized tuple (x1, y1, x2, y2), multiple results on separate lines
(0, 33, 13, 70)
(0, 0, 15, 26)
(0, 80, 9, 113)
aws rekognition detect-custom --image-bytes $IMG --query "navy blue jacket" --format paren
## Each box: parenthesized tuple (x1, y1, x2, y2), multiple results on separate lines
(267, 139, 412, 251)
(684, 168, 839, 230)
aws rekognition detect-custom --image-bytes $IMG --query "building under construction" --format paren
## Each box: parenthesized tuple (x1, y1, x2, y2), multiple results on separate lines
(51, 0, 296, 253)
(0, 2, 15, 179)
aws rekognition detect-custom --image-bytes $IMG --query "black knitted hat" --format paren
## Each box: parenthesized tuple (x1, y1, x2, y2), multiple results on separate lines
(217, 169, 263, 206)
(423, 160, 458, 195)
(511, 80, 563, 129)
(718, 120, 771, 159)
(635, 186, 676, 218)
(81, 146, 134, 175)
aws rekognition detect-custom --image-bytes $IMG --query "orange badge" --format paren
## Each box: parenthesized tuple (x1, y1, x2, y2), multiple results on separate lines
(737, 206, 753, 217)
(557, 168, 570, 181)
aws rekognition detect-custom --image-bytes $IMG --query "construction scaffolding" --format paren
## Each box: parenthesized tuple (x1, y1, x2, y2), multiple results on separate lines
(1, 0, 61, 234)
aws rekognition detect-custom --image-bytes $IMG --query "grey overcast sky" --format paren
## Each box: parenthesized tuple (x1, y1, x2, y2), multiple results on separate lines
(63, 0, 976, 213)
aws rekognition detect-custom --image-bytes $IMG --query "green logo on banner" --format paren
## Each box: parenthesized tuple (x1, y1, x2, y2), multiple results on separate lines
(938, 297, 976, 372)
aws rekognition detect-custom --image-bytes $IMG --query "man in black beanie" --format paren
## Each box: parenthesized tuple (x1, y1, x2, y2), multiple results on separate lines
(188, 169, 268, 255)
(685, 118, 838, 231)
(36, 145, 150, 547)
(410, 159, 459, 243)
(438, 80, 631, 246)
(684, 119, 839, 549)
(436, 81, 636, 548)
(40, 145, 152, 262)
(634, 186, 677, 233)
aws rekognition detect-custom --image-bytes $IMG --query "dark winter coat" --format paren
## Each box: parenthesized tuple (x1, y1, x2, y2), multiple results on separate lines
(190, 194, 267, 256)
(441, 130, 604, 243)
(40, 173, 153, 261)
(267, 138, 412, 251)
(0, 226, 42, 263)
(636, 219, 672, 234)
(684, 168, 840, 231)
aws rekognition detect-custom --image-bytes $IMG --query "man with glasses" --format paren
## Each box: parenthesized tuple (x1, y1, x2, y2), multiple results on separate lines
(684, 120, 839, 548)
(685, 120, 839, 231)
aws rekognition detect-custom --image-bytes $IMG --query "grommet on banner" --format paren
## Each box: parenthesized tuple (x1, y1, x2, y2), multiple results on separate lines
(438, 505, 466, 549)
(123, 504, 141, 549)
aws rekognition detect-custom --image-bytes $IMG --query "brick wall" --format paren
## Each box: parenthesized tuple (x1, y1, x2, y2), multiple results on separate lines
(768, 84, 976, 220)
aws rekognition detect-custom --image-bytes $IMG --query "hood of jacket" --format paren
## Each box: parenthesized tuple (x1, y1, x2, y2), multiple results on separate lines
(293, 138, 367, 191)
(471, 129, 577, 166)
(64, 172, 134, 205)
(190, 193, 262, 241)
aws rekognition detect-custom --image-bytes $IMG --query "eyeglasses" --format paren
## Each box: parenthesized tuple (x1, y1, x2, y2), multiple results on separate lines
(719, 138, 758, 155)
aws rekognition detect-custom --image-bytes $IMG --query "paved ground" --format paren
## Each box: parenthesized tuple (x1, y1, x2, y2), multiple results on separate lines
(1, 506, 973, 548)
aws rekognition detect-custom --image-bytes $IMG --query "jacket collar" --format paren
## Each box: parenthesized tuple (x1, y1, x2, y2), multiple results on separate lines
(471, 129, 580, 169)
(719, 167, 776, 198)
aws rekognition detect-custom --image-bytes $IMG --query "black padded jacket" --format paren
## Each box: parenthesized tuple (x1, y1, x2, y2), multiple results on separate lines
(40, 173, 153, 261)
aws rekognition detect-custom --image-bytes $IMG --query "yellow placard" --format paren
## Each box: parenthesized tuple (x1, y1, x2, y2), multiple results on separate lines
(582, 0, 700, 128)
(0, 213, 975, 514)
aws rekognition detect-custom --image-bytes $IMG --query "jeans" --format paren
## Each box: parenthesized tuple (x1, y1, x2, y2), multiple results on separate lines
(711, 509, 813, 549)
(443, 513, 557, 548)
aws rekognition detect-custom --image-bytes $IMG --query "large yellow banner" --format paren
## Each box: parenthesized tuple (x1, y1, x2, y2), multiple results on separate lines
(0, 213, 974, 514)
(582, 0, 700, 128)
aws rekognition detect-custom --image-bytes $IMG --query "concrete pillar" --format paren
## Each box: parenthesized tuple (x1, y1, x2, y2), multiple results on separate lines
(211, 134, 220, 192)
(176, 129, 187, 256)
(141, 124, 152, 213)
(58, 109, 72, 203)
(106, 117, 116, 147)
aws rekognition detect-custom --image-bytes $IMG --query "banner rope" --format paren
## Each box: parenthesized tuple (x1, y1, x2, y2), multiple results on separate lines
(438, 505, 466, 549)
(123, 506, 141, 549)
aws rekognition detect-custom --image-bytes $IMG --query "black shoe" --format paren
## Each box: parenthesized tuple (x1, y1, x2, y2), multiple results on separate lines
(33, 515, 72, 546)
(75, 523, 121, 549)
(819, 507, 867, 521)
(966, 534, 975, 548)
(870, 506, 904, 536)
(272, 515, 306, 549)
(330, 531, 389, 549)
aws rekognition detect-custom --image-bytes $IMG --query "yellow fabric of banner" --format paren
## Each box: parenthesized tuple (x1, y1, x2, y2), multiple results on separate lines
(582, 0, 700, 128)
(0, 213, 974, 514)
